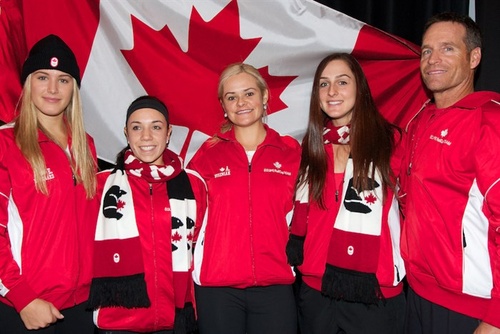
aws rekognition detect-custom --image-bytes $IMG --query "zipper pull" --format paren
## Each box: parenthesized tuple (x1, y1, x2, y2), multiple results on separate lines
(335, 190, 339, 202)
(149, 184, 153, 195)
(407, 162, 412, 176)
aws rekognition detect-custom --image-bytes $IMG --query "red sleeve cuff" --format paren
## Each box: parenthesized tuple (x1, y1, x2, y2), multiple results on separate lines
(5, 278, 37, 312)
(483, 297, 500, 329)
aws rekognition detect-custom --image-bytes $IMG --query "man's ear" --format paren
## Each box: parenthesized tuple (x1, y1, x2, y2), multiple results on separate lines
(470, 47, 481, 70)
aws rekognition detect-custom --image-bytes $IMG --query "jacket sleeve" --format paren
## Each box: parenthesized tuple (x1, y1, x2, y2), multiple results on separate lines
(476, 102, 500, 328)
(185, 168, 207, 245)
(0, 146, 38, 312)
(286, 181, 309, 266)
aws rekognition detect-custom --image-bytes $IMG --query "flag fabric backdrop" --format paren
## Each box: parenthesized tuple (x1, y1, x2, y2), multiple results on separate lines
(0, 0, 427, 164)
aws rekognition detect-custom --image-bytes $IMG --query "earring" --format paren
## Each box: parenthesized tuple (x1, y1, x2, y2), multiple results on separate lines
(224, 112, 228, 118)
(263, 104, 268, 111)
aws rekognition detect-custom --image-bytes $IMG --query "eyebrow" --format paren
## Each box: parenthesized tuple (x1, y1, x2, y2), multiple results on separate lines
(224, 87, 257, 97)
(129, 119, 165, 124)
(421, 41, 458, 49)
(320, 74, 351, 80)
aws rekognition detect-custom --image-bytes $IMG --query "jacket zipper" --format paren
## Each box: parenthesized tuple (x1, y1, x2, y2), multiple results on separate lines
(248, 161, 257, 285)
(149, 182, 160, 330)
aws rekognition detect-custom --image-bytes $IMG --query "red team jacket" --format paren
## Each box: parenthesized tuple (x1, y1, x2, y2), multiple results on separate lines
(93, 169, 194, 332)
(399, 92, 500, 328)
(0, 125, 98, 312)
(188, 125, 301, 288)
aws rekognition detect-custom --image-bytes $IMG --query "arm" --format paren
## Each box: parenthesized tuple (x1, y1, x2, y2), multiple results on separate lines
(476, 103, 500, 330)
(286, 181, 309, 266)
(0, 147, 62, 329)
(186, 168, 207, 244)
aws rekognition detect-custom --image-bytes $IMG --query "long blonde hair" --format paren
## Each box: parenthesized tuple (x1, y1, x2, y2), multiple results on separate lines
(14, 76, 97, 198)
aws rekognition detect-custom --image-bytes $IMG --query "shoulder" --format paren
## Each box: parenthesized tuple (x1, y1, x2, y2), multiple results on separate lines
(0, 123, 17, 157)
(266, 126, 301, 151)
(465, 92, 500, 126)
(97, 169, 113, 185)
(280, 134, 301, 151)
(0, 123, 15, 141)
(188, 137, 223, 166)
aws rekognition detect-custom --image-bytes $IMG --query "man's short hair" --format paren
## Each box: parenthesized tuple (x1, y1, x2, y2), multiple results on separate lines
(423, 12, 482, 52)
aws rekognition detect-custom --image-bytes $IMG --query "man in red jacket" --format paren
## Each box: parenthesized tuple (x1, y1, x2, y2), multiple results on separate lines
(400, 12, 500, 334)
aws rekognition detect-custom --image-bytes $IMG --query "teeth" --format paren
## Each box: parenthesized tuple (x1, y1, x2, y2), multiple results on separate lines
(236, 109, 251, 114)
(140, 146, 155, 151)
(328, 101, 341, 105)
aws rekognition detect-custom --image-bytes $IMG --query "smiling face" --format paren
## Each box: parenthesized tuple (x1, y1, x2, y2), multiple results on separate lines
(318, 59, 356, 126)
(220, 72, 268, 129)
(420, 21, 480, 106)
(30, 69, 74, 122)
(125, 108, 172, 165)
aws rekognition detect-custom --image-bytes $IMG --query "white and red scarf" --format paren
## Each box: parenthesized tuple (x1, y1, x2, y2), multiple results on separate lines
(321, 157, 384, 304)
(288, 123, 385, 304)
(88, 149, 196, 310)
(323, 122, 350, 145)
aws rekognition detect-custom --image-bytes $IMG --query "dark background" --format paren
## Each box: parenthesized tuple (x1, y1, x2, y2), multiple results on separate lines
(316, 0, 500, 93)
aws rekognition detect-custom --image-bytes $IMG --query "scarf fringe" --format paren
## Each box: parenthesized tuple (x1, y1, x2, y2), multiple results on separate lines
(286, 234, 305, 266)
(321, 264, 384, 305)
(174, 302, 197, 334)
(87, 274, 151, 309)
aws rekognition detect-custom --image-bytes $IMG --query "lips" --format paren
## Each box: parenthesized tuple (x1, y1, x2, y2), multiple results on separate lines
(43, 97, 61, 103)
(424, 67, 446, 76)
(139, 145, 156, 151)
(235, 109, 252, 115)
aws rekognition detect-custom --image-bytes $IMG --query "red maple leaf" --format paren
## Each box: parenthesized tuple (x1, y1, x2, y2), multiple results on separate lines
(122, 1, 296, 157)
(187, 232, 193, 241)
(116, 199, 126, 210)
(172, 231, 182, 243)
(364, 193, 377, 204)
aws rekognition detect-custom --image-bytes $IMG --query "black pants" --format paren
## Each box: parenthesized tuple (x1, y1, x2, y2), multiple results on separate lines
(97, 331, 173, 334)
(195, 284, 297, 334)
(298, 282, 405, 334)
(404, 287, 481, 334)
(0, 301, 94, 334)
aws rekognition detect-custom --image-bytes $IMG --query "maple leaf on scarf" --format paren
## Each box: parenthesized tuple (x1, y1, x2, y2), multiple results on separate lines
(122, 1, 296, 156)
(364, 193, 377, 204)
(116, 199, 126, 210)
(172, 231, 182, 243)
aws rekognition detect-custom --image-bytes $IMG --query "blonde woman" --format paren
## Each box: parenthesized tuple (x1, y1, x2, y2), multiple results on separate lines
(0, 34, 98, 333)
(188, 63, 300, 334)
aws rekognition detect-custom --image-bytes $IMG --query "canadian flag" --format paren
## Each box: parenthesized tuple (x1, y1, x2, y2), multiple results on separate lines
(1, 0, 427, 163)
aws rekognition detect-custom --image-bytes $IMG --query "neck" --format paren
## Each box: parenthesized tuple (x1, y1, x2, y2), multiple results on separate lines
(234, 122, 267, 151)
(433, 81, 474, 109)
(38, 115, 68, 149)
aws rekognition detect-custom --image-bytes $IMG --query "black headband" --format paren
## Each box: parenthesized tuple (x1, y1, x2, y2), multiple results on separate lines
(126, 96, 169, 124)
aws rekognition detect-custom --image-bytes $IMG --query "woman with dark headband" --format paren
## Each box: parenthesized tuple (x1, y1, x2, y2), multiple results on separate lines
(88, 96, 197, 334)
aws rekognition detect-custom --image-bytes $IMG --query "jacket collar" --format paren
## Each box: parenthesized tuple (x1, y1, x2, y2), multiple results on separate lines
(216, 123, 285, 150)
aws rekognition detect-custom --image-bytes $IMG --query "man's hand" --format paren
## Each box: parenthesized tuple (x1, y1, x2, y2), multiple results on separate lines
(19, 298, 64, 330)
(474, 322, 500, 334)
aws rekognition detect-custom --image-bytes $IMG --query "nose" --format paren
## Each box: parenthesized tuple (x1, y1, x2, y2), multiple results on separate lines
(141, 128, 153, 140)
(427, 51, 440, 65)
(236, 96, 246, 106)
(328, 85, 337, 97)
(47, 77, 59, 94)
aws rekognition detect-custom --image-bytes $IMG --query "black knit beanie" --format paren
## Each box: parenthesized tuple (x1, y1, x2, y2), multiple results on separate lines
(126, 96, 170, 125)
(21, 34, 81, 87)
